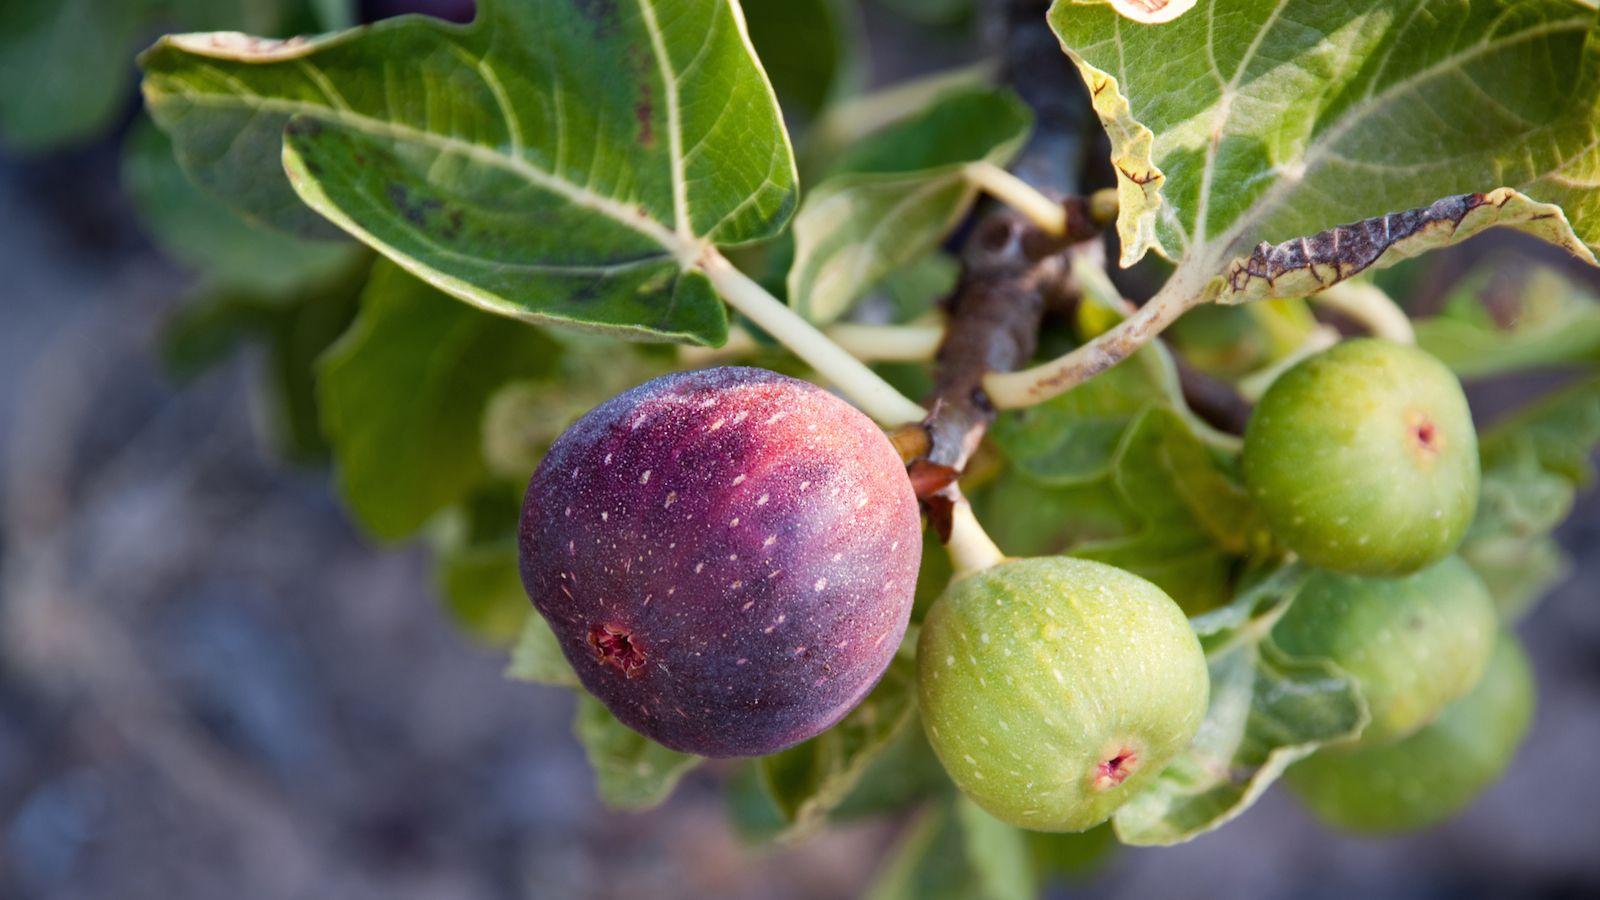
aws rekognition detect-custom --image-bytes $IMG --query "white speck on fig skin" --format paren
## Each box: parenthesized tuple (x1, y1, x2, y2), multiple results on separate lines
(518, 367, 921, 758)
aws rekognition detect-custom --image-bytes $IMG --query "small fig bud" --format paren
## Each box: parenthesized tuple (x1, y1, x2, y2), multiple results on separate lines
(1286, 632, 1534, 832)
(917, 557, 1209, 832)
(1243, 339, 1478, 575)
(519, 367, 922, 757)
(1271, 557, 1499, 746)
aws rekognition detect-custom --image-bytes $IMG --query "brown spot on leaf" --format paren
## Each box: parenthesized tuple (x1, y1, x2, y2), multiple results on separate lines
(1227, 193, 1495, 298)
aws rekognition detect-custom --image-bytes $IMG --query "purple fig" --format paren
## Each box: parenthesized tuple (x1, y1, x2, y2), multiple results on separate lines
(519, 367, 922, 757)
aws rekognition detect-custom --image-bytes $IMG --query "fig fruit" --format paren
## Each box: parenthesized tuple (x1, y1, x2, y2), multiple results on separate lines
(518, 367, 922, 757)
(1286, 632, 1534, 833)
(1271, 557, 1498, 746)
(1243, 339, 1478, 575)
(917, 557, 1208, 832)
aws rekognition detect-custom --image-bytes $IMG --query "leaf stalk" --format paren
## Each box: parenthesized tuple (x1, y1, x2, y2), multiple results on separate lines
(698, 250, 928, 425)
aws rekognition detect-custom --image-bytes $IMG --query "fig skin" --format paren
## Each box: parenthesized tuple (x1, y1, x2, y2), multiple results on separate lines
(519, 367, 921, 757)
(917, 557, 1209, 832)
(1286, 632, 1534, 833)
(1271, 557, 1498, 746)
(1243, 339, 1479, 576)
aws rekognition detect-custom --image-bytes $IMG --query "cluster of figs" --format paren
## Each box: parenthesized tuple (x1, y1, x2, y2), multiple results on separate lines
(519, 339, 1531, 834)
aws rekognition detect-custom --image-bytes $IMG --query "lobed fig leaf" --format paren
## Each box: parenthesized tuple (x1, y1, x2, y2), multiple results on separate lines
(1244, 339, 1479, 575)
(141, 0, 799, 346)
(1049, 0, 1600, 282)
(918, 557, 1209, 832)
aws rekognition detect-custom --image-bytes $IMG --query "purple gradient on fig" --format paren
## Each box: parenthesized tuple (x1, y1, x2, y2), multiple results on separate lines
(359, 0, 476, 23)
(519, 367, 922, 757)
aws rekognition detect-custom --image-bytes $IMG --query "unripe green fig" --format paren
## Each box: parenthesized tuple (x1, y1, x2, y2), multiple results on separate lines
(1243, 339, 1478, 575)
(1271, 557, 1498, 746)
(917, 557, 1208, 832)
(1286, 632, 1534, 833)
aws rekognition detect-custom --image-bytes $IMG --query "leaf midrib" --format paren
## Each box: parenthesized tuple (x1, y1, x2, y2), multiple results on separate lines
(1201, 13, 1594, 260)
(148, 70, 696, 259)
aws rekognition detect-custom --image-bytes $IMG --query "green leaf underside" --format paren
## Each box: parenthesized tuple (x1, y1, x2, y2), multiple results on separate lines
(758, 655, 917, 836)
(1113, 568, 1368, 845)
(125, 117, 357, 295)
(317, 260, 563, 540)
(574, 695, 701, 809)
(787, 86, 1032, 324)
(1051, 0, 1600, 272)
(141, 0, 799, 346)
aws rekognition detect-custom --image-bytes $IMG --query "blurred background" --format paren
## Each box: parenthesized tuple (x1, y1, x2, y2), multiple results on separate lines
(2, 1, 1598, 898)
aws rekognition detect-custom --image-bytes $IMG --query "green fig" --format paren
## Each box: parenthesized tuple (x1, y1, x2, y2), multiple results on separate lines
(1286, 632, 1535, 833)
(917, 557, 1208, 832)
(1272, 557, 1498, 746)
(1243, 339, 1478, 575)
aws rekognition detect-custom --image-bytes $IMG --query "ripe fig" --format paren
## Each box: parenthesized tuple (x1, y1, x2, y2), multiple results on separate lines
(917, 557, 1208, 832)
(1271, 557, 1498, 746)
(518, 367, 921, 757)
(1286, 632, 1534, 833)
(1243, 339, 1478, 575)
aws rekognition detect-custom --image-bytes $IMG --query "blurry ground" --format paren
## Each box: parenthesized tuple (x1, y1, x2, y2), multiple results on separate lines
(4, 40, 1600, 900)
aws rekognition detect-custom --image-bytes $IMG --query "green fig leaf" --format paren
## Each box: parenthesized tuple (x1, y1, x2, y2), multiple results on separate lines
(1, 0, 326, 152)
(436, 536, 530, 647)
(1461, 375, 1600, 615)
(955, 797, 1036, 900)
(865, 801, 1024, 900)
(1415, 264, 1600, 379)
(1112, 568, 1369, 846)
(743, 0, 860, 126)
(574, 695, 700, 809)
(125, 116, 356, 295)
(787, 85, 1031, 324)
(757, 654, 918, 836)
(507, 611, 580, 688)
(1050, 0, 1600, 286)
(983, 406, 1263, 615)
(317, 260, 563, 540)
(141, 0, 799, 346)
(1, 0, 149, 152)
(990, 344, 1193, 486)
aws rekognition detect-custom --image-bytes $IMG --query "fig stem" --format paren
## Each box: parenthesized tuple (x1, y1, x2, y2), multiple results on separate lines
(945, 494, 1008, 576)
(698, 249, 928, 425)
(983, 262, 1214, 408)
(679, 321, 944, 367)
(1311, 281, 1416, 344)
(964, 161, 1068, 237)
